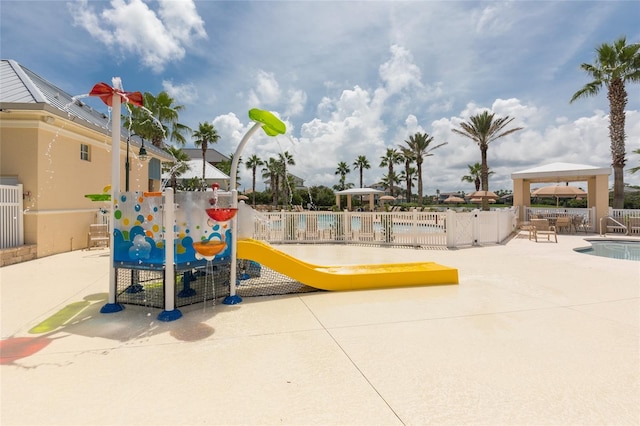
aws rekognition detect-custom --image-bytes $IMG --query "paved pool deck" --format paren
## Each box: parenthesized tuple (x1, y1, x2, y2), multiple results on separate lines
(1, 231, 639, 425)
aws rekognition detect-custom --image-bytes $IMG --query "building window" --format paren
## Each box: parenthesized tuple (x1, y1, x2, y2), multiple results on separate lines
(80, 144, 90, 161)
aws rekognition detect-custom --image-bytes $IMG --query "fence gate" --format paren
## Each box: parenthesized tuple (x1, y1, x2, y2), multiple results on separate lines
(0, 184, 24, 249)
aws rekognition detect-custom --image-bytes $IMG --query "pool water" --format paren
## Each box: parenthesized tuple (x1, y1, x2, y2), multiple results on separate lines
(575, 240, 640, 261)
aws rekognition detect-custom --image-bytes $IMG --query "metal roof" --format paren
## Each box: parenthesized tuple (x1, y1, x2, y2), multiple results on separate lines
(0, 59, 170, 160)
(182, 148, 230, 163)
(162, 160, 230, 181)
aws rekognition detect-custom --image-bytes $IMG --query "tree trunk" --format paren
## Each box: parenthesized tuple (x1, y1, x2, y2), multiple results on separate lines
(201, 145, 207, 182)
(251, 170, 257, 207)
(480, 146, 489, 211)
(417, 160, 423, 205)
(608, 78, 627, 209)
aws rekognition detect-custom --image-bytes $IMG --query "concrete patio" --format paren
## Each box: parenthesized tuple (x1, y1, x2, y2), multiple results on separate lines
(1, 232, 638, 425)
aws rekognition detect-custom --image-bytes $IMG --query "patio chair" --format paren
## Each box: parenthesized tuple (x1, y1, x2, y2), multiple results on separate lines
(555, 216, 572, 233)
(530, 218, 557, 243)
(304, 214, 321, 240)
(87, 223, 109, 249)
(628, 217, 640, 236)
(519, 221, 535, 240)
(355, 214, 375, 241)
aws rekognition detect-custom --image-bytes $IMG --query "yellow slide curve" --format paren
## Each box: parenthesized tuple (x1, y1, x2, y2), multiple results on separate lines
(237, 239, 458, 291)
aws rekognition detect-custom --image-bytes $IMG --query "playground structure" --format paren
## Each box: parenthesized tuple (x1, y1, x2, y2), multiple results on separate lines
(95, 79, 459, 321)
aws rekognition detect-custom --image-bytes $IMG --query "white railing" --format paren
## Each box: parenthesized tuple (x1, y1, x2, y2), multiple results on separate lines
(252, 207, 518, 248)
(0, 184, 24, 249)
(604, 208, 640, 236)
(525, 206, 596, 232)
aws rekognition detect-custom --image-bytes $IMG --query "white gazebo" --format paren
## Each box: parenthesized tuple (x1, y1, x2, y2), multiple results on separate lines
(335, 187, 385, 211)
(511, 162, 610, 224)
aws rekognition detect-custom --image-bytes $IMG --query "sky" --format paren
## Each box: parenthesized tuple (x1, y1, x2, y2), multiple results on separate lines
(2, 0, 640, 195)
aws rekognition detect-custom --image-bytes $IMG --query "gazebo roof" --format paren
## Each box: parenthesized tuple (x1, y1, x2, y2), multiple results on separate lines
(334, 188, 385, 195)
(511, 162, 610, 182)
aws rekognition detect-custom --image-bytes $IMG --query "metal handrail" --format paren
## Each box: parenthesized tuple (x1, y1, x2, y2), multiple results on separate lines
(599, 215, 628, 236)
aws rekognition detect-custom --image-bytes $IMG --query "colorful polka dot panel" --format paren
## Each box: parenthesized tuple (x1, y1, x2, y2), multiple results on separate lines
(112, 191, 233, 269)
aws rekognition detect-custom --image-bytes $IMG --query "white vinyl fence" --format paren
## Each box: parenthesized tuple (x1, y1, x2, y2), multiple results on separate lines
(0, 184, 24, 249)
(252, 207, 518, 248)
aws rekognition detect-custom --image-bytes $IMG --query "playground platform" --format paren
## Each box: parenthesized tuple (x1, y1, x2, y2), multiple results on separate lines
(1, 232, 638, 425)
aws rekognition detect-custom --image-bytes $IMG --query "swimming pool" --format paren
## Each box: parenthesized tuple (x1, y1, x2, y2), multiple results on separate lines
(575, 239, 640, 261)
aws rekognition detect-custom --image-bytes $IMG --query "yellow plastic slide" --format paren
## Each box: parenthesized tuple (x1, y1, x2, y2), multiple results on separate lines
(237, 239, 458, 291)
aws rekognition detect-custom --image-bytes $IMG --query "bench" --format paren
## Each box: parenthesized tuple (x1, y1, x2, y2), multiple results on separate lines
(88, 224, 109, 249)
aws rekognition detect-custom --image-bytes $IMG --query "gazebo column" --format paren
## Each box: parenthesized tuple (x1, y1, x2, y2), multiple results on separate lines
(512, 178, 530, 222)
(336, 194, 340, 209)
(347, 195, 352, 211)
(593, 175, 609, 227)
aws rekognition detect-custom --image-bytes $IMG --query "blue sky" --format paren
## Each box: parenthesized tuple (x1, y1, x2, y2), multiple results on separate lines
(2, 0, 640, 194)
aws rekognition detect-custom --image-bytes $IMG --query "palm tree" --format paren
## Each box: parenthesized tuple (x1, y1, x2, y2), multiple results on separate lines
(461, 162, 495, 192)
(629, 149, 640, 174)
(217, 154, 241, 189)
(352, 155, 371, 188)
(380, 171, 400, 195)
(262, 157, 283, 206)
(192, 122, 220, 182)
(399, 166, 417, 202)
(379, 148, 403, 196)
(162, 145, 190, 190)
(129, 91, 191, 148)
(570, 36, 640, 209)
(404, 132, 447, 205)
(245, 154, 264, 206)
(452, 111, 523, 210)
(353, 155, 371, 205)
(399, 147, 416, 202)
(278, 151, 295, 205)
(335, 161, 351, 191)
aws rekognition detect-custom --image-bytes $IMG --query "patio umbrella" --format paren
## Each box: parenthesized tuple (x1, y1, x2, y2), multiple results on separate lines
(469, 190, 499, 199)
(532, 185, 586, 207)
(443, 196, 465, 204)
(380, 195, 395, 201)
(237, 194, 249, 200)
(470, 198, 496, 203)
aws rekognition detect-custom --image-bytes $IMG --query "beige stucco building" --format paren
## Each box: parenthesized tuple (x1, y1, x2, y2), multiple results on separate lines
(0, 59, 173, 258)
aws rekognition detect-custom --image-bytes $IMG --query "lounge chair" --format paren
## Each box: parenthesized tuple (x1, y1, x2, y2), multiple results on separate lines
(530, 218, 557, 243)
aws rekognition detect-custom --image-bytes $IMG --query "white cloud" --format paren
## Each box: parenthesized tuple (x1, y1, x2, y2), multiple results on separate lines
(473, 2, 515, 35)
(378, 45, 423, 96)
(11, 0, 636, 194)
(207, 34, 640, 195)
(162, 80, 198, 104)
(157, 0, 207, 43)
(284, 89, 307, 117)
(246, 70, 281, 107)
(68, 0, 206, 72)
